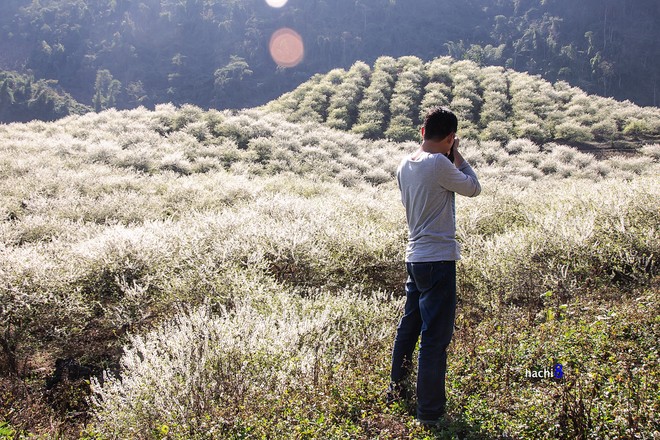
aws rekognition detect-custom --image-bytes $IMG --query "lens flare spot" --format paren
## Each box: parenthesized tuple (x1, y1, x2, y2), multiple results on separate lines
(269, 28, 304, 68)
(265, 0, 288, 7)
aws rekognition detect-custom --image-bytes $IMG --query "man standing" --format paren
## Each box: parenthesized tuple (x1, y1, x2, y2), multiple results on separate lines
(389, 107, 481, 425)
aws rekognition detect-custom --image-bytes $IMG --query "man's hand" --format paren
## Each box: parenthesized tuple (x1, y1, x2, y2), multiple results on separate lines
(452, 137, 465, 167)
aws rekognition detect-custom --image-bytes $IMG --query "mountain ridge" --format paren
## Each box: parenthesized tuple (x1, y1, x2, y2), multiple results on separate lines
(0, 0, 658, 122)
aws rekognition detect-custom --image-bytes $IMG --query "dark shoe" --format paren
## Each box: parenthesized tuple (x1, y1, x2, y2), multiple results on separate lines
(415, 413, 451, 429)
(385, 381, 407, 405)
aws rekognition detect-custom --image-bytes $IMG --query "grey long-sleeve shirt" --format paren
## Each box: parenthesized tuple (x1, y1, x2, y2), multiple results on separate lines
(397, 151, 481, 262)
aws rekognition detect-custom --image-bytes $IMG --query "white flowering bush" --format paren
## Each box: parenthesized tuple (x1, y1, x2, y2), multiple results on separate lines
(457, 176, 659, 308)
(91, 289, 398, 438)
(0, 104, 658, 439)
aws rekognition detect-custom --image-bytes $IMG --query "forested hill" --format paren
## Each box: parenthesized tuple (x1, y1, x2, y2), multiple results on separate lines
(265, 56, 660, 149)
(0, 0, 658, 123)
(0, 71, 90, 123)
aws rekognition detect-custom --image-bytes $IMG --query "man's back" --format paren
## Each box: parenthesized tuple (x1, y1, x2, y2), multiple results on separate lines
(397, 151, 481, 263)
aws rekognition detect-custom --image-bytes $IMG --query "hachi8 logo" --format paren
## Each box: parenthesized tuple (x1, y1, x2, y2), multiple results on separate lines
(525, 363, 564, 379)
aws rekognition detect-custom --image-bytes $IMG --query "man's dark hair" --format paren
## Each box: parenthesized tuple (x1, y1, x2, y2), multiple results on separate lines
(423, 107, 458, 140)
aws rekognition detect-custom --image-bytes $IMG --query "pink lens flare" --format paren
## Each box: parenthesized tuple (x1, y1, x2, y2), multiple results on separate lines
(269, 28, 304, 68)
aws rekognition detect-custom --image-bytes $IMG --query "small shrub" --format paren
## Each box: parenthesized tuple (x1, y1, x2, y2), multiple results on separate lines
(159, 152, 192, 175)
(623, 119, 651, 138)
(117, 150, 155, 172)
(640, 143, 660, 160)
(591, 118, 618, 141)
(86, 140, 120, 164)
(515, 122, 549, 144)
(248, 137, 275, 164)
(183, 121, 210, 142)
(607, 155, 654, 175)
(351, 121, 383, 139)
(364, 168, 392, 186)
(505, 138, 539, 155)
(191, 156, 222, 173)
(384, 123, 418, 142)
(554, 121, 594, 143)
(481, 121, 512, 143)
(538, 157, 558, 174)
(336, 169, 361, 187)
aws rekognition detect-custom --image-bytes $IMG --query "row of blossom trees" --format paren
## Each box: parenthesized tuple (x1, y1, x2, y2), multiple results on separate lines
(268, 56, 660, 145)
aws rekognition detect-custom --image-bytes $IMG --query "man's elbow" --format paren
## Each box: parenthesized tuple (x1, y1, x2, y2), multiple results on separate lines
(470, 182, 481, 197)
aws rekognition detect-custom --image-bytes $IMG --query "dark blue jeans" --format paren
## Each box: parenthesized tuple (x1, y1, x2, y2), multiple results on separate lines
(390, 261, 457, 421)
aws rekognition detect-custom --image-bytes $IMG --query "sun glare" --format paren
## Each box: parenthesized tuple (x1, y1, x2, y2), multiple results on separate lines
(265, 0, 288, 8)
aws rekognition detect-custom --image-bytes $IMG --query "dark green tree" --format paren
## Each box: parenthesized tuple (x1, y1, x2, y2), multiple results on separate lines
(93, 69, 121, 111)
